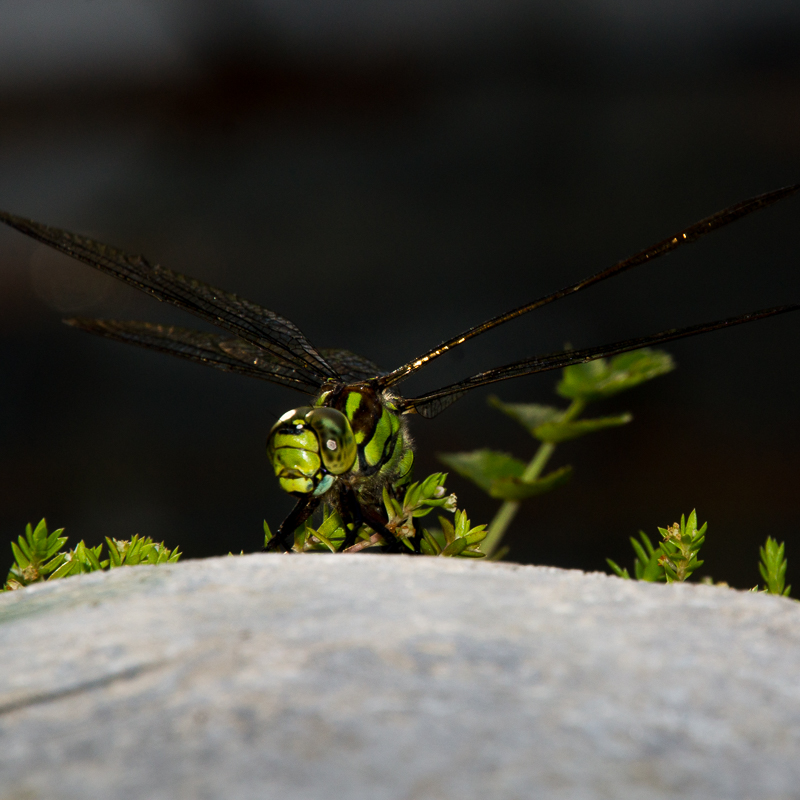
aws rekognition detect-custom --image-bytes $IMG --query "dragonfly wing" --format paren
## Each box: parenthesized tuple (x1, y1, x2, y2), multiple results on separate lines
(64, 319, 324, 392)
(401, 304, 800, 418)
(319, 349, 384, 382)
(0, 211, 339, 384)
(381, 183, 800, 388)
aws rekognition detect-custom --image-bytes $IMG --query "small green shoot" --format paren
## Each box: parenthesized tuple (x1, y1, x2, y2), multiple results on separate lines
(3, 519, 181, 591)
(607, 530, 664, 581)
(760, 537, 791, 596)
(419, 510, 488, 558)
(657, 511, 706, 583)
(5, 519, 68, 589)
(607, 510, 706, 583)
(272, 473, 485, 557)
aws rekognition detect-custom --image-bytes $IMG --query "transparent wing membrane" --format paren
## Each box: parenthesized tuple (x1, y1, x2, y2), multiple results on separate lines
(64, 319, 325, 392)
(401, 305, 800, 418)
(319, 349, 385, 383)
(380, 184, 800, 388)
(0, 211, 337, 385)
(63, 319, 386, 392)
(1, 184, 797, 416)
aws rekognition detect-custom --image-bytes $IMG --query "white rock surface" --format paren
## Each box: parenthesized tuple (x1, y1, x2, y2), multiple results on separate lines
(0, 554, 798, 799)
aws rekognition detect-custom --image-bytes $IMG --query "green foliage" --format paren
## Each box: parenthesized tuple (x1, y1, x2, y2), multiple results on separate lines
(607, 510, 706, 583)
(265, 473, 485, 557)
(104, 535, 182, 567)
(556, 349, 675, 402)
(606, 530, 664, 582)
(609, 515, 796, 598)
(488, 396, 632, 444)
(440, 348, 675, 557)
(760, 537, 791, 596)
(3, 519, 181, 591)
(657, 511, 706, 583)
(419, 510, 487, 558)
(5, 519, 68, 589)
(438, 450, 572, 500)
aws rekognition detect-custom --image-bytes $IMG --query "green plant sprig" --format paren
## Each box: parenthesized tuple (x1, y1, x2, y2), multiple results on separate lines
(657, 511, 706, 583)
(606, 530, 664, 581)
(760, 536, 791, 596)
(263, 472, 486, 557)
(440, 348, 675, 558)
(3, 520, 181, 591)
(608, 515, 794, 598)
(607, 510, 706, 583)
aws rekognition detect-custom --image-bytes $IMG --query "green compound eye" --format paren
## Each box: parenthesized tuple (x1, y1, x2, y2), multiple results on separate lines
(305, 407, 356, 475)
(266, 406, 356, 497)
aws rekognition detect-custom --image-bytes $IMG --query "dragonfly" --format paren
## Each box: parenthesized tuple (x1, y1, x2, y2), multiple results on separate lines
(1, 184, 798, 554)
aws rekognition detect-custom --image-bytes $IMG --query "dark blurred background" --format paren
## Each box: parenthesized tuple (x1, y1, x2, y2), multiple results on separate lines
(1, 0, 799, 588)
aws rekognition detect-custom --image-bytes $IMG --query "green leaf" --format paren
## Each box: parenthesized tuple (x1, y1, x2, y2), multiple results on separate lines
(465, 527, 488, 545)
(534, 413, 633, 443)
(488, 464, 573, 500)
(293, 525, 308, 552)
(441, 538, 468, 557)
(49, 557, 79, 580)
(454, 509, 469, 539)
(10, 541, 30, 570)
(487, 396, 564, 435)
(420, 538, 437, 556)
(439, 450, 526, 495)
(105, 538, 122, 567)
(317, 509, 346, 541)
(421, 528, 442, 555)
(80, 542, 104, 571)
(489, 395, 633, 443)
(760, 536, 791, 596)
(40, 553, 67, 576)
(606, 530, 665, 582)
(419, 472, 444, 499)
(458, 549, 487, 558)
(404, 481, 422, 510)
(557, 348, 675, 401)
(439, 517, 456, 546)
(32, 519, 48, 544)
(308, 527, 338, 553)
(263, 520, 274, 549)
(606, 558, 631, 579)
(656, 511, 706, 582)
(633, 533, 665, 582)
(16, 534, 33, 562)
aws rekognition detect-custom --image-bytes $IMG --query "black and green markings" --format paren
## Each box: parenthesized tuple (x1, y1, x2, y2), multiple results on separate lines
(267, 405, 357, 496)
(1, 183, 798, 553)
(266, 384, 413, 500)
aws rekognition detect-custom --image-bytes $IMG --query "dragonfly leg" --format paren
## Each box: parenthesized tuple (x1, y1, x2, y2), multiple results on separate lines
(339, 487, 402, 553)
(266, 496, 321, 553)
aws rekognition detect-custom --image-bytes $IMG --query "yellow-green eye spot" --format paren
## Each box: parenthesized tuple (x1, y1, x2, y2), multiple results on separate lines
(306, 407, 357, 475)
(271, 430, 318, 452)
(279, 476, 314, 495)
(267, 404, 356, 496)
(272, 447, 321, 478)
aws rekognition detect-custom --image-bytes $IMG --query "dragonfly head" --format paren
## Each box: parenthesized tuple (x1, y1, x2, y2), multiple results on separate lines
(266, 406, 357, 497)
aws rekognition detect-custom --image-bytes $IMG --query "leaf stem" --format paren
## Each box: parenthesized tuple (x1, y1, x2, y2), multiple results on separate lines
(483, 398, 585, 557)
